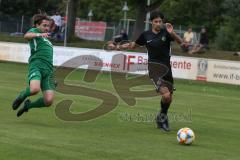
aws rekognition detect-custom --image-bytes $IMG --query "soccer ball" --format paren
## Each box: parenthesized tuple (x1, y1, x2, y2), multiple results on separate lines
(177, 127, 195, 145)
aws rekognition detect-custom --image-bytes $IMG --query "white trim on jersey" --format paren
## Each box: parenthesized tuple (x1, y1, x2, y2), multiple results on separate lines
(169, 46, 172, 56)
(33, 39, 37, 51)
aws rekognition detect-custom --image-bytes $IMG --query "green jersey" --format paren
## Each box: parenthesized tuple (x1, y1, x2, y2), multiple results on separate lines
(27, 28, 53, 70)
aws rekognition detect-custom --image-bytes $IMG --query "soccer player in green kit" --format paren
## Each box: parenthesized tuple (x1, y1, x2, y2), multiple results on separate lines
(12, 14, 55, 117)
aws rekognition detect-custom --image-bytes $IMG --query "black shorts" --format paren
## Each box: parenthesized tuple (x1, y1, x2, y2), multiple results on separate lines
(148, 61, 174, 93)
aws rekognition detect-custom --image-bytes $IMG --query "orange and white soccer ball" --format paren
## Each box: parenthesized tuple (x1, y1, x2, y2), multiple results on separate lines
(177, 127, 195, 145)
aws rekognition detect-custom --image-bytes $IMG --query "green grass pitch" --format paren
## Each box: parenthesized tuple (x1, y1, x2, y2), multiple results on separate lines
(0, 61, 239, 160)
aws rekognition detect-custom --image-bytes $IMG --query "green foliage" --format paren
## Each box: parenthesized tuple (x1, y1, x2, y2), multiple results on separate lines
(86, 0, 136, 22)
(160, 0, 224, 38)
(0, 0, 240, 51)
(0, 0, 60, 19)
(215, 0, 240, 51)
(216, 25, 235, 51)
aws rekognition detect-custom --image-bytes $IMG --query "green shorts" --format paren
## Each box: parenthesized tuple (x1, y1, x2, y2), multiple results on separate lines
(28, 66, 55, 91)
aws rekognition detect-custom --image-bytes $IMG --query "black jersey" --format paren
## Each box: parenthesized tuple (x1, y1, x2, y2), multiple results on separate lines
(199, 33, 209, 45)
(135, 28, 174, 62)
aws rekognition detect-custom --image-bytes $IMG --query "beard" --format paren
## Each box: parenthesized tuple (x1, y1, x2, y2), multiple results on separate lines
(154, 26, 161, 32)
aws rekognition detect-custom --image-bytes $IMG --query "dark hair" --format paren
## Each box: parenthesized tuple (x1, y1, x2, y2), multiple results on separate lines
(32, 14, 50, 27)
(150, 11, 164, 21)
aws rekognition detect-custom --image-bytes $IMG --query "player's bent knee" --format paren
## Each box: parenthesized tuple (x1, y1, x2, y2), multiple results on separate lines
(43, 90, 54, 107)
(162, 93, 172, 104)
(30, 87, 40, 95)
(163, 97, 171, 104)
(44, 101, 53, 107)
(44, 98, 54, 107)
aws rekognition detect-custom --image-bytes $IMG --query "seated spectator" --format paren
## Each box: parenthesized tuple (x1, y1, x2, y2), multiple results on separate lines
(106, 30, 129, 51)
(51, 11, 62, 40)
(181, 27, 194, 52)
(120, 29, 128, 41)
(112, 29, 129, 44)
(49, 19, 56, 38)
(189, 27, 209, 54)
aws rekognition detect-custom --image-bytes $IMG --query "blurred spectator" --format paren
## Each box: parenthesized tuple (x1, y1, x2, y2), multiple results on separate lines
(189, 27, 209, 54)
(120, 29, 128, 41)
(181, 27, 194, 52)
(49, 19, 56, 38)
(113, 29, 129, 44)
(51, 11, 62, 40)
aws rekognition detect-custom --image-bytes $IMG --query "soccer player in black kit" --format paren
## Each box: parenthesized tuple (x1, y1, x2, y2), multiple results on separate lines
(109, 11, 185, 132)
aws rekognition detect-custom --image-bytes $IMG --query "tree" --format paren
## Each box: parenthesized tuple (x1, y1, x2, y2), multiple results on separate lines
(0, 0, 60, 24)
(66, 0, 78, 40)
(215, 0, 240, 51)
(0, 0, 233, 47)
(130, 0, 164, 40)
(88, 0, 128, 22)
(63, 0, 135, 41)
(160, 0, 224, 38)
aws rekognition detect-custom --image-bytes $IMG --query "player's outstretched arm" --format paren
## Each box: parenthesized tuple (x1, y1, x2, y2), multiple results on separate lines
(165, 23, 185, 46)
(24, 32, 50, 40)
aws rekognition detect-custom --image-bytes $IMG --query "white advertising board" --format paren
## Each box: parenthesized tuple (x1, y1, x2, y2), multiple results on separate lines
(0, 42, 239, 85)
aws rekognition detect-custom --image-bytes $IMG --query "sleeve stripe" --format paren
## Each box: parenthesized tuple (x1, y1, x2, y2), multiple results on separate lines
(33, 39, 37, 51)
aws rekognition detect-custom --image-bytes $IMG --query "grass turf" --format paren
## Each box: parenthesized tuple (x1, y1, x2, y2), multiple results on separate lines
(0, 61, 240, 160)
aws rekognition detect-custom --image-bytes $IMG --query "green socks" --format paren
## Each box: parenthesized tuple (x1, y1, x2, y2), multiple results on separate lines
(19, 87, 31, 101)
(19, 88, 49, 109)
(27, 97, 46, 109)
